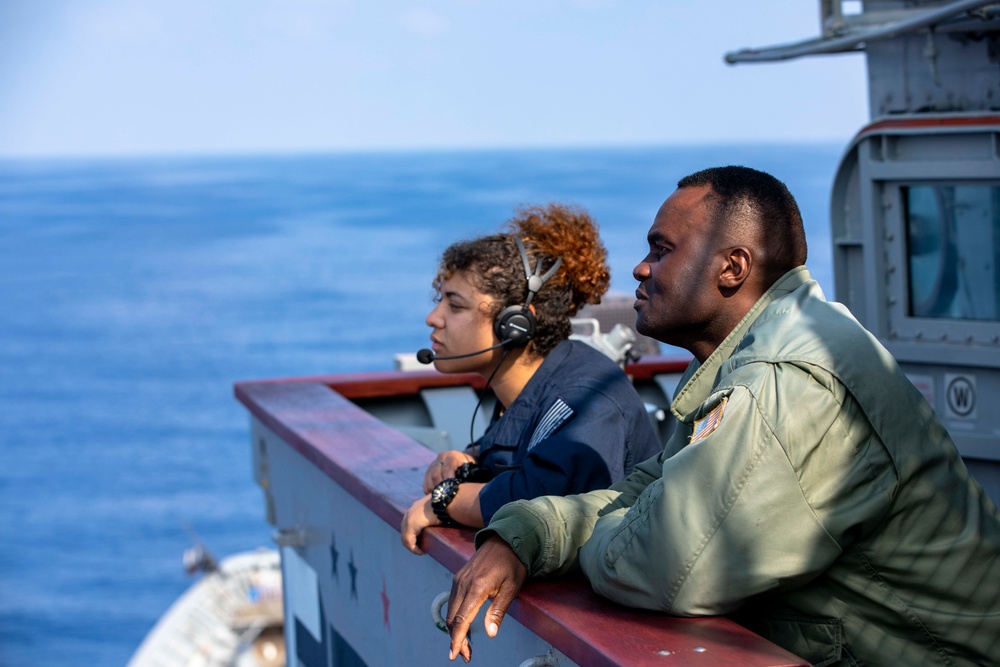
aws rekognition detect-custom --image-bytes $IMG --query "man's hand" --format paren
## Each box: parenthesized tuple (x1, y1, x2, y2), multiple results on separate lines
(424, 450, 476, 494)
(446, 534, 528, 662)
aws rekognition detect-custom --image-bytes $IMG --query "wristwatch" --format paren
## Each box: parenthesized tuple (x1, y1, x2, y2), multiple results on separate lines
(431, 478, 461, 525)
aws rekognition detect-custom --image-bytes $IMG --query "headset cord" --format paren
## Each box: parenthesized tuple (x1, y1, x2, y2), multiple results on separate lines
(469, 347, 510, 451)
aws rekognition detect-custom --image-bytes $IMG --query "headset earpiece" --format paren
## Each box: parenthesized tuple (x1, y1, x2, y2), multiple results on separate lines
(493, 305, 536, 348)
(492, 237, 561, 349)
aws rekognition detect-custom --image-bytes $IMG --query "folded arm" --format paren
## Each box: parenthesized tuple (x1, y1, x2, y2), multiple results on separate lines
(581, 367, 893, 615)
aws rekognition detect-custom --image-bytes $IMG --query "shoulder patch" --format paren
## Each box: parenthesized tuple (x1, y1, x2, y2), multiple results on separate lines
(528, 398, 574, 450)
(690, 397, 728, 444)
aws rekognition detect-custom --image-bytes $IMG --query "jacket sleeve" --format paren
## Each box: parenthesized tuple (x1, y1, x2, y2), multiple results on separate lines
(477, 389, 644, 524)
(483, 363, 897, 614)
(579, 363, 896, 616)
(477, 436, 678, 575)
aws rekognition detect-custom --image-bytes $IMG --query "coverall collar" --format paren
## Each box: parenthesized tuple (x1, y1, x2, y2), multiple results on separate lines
(670, 266, 813, 421)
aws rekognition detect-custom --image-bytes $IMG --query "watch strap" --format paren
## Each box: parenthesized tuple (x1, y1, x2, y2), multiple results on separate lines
(431, 478, 460, 525)
(455, 462, 493, 483)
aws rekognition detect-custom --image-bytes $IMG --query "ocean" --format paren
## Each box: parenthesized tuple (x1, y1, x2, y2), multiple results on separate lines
(0, 144, 844, 666)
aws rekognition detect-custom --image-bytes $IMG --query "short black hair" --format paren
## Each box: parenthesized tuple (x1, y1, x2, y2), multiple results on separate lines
(678, 166, 807, 284)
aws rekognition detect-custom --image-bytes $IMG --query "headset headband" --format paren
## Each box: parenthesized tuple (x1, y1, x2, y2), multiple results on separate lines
(514, 236, 563, 309)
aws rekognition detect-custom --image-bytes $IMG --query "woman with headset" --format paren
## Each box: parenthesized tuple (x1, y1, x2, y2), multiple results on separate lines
(401, 203, 662, 555)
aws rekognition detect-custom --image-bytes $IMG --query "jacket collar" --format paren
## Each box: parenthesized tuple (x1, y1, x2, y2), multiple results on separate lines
(670, 266, 812, 421)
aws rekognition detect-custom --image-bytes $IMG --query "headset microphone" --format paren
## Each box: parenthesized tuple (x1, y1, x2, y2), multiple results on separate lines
(417, 340, 509, 364)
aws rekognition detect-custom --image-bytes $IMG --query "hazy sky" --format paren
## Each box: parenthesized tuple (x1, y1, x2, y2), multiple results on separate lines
(0, 1, 869, 158)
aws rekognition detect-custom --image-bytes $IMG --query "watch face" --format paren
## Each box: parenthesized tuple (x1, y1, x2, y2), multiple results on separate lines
(431, 478, 460, 524)
(432, 478, 459, 506)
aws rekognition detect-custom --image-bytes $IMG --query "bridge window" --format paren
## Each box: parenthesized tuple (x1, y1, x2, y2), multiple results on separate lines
(904, 184, 1000, 321)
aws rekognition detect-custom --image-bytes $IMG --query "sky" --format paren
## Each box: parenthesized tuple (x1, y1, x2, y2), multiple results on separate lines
(0, 1, 869, 158)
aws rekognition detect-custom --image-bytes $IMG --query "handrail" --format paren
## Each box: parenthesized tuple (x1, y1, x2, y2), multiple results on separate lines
(725, 0, 995, 63)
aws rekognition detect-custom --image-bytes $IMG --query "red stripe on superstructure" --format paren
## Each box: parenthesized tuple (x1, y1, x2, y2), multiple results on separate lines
(853, 114, 1000, 141)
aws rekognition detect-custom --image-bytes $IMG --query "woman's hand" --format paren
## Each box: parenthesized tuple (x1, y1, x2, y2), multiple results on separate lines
(400, 494, 440, 555)
(423, 450, 477, 493)
(401, 484, 486, 555)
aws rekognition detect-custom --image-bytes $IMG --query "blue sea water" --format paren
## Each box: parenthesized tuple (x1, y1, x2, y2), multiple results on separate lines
(0, 145, 844, 666)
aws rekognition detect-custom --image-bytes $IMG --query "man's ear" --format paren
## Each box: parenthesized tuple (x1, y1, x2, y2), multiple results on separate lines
(719, 247, 752, 289)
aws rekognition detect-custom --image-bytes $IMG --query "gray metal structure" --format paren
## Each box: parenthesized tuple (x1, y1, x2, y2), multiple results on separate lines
(730, 0, 1000, 501)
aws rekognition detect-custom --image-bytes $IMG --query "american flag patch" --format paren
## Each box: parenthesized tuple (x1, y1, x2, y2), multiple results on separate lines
(690, 397, 728, 444)
(528, 398, 574, 450)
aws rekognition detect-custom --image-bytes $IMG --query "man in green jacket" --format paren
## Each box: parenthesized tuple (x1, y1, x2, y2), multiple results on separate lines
(444, 166, 1000, 666)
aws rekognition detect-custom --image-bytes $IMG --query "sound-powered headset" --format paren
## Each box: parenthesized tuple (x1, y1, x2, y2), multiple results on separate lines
(418, 236, 563, 364)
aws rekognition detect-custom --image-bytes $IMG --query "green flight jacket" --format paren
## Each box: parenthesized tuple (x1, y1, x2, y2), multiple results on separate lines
(481, 267, 1000, 666)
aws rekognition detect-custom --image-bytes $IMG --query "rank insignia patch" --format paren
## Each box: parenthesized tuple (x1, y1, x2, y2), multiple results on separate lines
(690, 397, 728, 444)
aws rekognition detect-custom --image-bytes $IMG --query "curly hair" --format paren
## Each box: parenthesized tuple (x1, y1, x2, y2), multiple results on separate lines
(433, 203, 611, 356)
